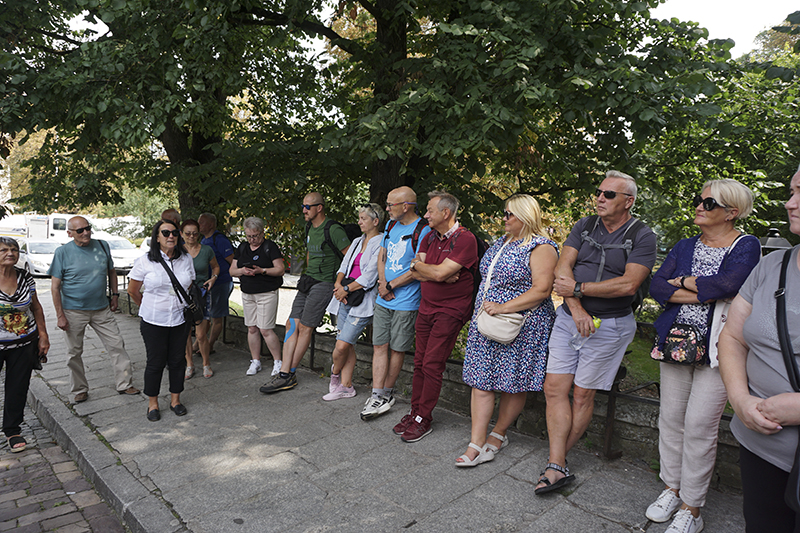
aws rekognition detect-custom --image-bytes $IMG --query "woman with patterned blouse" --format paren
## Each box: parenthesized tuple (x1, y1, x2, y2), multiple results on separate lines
(647, 179, 760, 533)
(0, 237, 50, 452)
(456, 194, 558, 467)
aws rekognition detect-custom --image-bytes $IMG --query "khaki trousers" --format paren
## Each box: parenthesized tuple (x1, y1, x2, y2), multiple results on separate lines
(64, 307, 133, 394)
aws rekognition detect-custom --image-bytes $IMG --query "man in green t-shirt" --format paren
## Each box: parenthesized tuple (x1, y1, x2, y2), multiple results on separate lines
(260, 192, 350, 394)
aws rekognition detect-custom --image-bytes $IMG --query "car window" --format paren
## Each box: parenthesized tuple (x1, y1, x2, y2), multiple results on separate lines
(29, 242, 61, 254)
(105, 239, 136, 250)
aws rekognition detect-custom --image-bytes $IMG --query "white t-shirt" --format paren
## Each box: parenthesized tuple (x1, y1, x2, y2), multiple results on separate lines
(129, 251, 195, 327)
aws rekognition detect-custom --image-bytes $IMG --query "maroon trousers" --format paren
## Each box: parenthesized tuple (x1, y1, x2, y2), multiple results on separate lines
(410, 312, 465, 421)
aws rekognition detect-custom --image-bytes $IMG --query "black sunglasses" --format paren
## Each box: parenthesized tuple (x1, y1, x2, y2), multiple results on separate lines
(361, 203, 379, 220)
(73, 225, 92, 234)
(301, 203, 322, 210)
(692, 195, 727, 211)
(160, 229, 180, 237)
(595, 188, 632, 200)
(503, 210, 515, 219)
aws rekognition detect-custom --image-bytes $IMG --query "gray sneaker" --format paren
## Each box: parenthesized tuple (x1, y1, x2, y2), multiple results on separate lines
(259, 373, 297, 394)
(360, 395, 396, 421)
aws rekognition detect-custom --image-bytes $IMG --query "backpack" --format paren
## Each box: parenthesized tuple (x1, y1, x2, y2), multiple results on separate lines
(384, 217, 429, 252)
(579, 215, 653, 314)
(305, 219, 359, 261)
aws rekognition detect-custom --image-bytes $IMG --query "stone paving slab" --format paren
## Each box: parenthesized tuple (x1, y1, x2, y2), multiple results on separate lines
(18, 282, 745, 532)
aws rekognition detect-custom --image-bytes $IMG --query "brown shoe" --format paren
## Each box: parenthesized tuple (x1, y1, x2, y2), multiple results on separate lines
(74, 392, 88, 403)
(117, 387, 140, 395)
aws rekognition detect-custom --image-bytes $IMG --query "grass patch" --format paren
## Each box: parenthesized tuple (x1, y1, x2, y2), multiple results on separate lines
(622, 332, 660, 386)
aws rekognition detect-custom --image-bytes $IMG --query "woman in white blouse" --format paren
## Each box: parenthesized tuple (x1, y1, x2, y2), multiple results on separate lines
(128, 220, 195, 421)
(323, 203, 384, 401)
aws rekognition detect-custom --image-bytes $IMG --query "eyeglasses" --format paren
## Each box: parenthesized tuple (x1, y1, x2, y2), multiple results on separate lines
(245, 233, 262, 241)
(385, 201, 416, 208)
(503, 210, 515, 219)
(692, 195, 727, 211)
(301, 203, 322, 210)
(160, 229, 180, 237)
(595, 188, 633, 200)
(183, 231, 199, 237)
(72, 225, 92, 234)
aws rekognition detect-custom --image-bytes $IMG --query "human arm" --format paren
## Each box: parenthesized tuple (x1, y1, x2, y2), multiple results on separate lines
(718, 295, 783, 434)
(484, 243, 558, 315)
(50, 277, 69, 331)
(204, 255, 220, 290)
(229, 258, 245, 277)
(108, 269, 120, 311)
(552, 246, 596, 336)
(30, 291, 49, 358)
(127, 279, 144, 307)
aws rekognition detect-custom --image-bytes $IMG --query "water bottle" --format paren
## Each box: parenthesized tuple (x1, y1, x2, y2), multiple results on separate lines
(568, 316, 602, 350)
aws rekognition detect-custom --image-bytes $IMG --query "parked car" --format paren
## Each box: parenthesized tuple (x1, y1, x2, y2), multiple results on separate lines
(94, 232, 142, 275)
(16, 239, 62, 277)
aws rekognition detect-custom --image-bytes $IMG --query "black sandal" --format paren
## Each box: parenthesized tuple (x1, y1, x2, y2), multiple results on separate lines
(8, 435, 26, 453)
(534, 462, 575, 495)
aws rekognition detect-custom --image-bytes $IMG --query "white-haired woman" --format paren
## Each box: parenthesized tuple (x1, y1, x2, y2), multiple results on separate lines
(647, 179, 761, 533)
(323, 203, 384, 400)
(229, 217, 285, 377)
(457, 194, 558, 466)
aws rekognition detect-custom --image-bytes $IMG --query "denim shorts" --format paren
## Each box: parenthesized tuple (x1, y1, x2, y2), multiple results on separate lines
(336, 305, 372, 345)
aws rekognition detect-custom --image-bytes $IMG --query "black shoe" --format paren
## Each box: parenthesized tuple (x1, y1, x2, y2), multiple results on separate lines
(259, 372, 298, 394)
(147, 409, 160, 422)
(170, 404, 187, 416)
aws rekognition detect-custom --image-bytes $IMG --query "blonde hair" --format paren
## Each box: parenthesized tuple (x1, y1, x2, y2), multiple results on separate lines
(702, 179, 754, 220)
(505, 194, 547, 245)
(359, 203, 385, 227)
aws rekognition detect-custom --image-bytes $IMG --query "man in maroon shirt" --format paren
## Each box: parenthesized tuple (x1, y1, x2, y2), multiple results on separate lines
(395, 191, 478, 442)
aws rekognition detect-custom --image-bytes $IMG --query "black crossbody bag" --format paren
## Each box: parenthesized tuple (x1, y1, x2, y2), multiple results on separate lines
(776, 249, 800, 514)
(158, 256, 204, 325)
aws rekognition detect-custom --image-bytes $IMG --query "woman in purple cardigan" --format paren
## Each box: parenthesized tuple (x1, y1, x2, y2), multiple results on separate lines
(645, 179, 761, 533)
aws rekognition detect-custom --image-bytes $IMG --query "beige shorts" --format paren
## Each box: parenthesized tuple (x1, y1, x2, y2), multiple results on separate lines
(242, 291, 278, 330)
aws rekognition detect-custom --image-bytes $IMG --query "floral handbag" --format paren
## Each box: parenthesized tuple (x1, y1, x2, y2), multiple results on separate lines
(650, 323, 707, 365)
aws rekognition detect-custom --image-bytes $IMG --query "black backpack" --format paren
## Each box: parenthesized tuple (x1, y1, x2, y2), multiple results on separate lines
(305, 219, 359, 261)
(579, 215, 653, 314)
(384, 217, 429, 252)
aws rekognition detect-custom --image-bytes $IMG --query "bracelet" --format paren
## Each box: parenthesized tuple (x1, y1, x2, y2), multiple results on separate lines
(680, 276, 687, 289)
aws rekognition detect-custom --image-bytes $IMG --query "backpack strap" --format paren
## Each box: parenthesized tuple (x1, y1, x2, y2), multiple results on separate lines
(580, 216, 646, 283)
(307, 219, 345, 262)
(411, 218, 429, 251)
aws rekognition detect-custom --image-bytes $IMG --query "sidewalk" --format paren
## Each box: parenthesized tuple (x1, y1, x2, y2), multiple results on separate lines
(23, 287, 745, 533)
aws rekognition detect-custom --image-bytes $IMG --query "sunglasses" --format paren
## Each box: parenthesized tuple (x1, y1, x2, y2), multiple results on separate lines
(301, 203, 322, 210)
(161, 229, 180, 237)
(72, 225, 92, 234)
(503, 210, 515, 219)
(182, 231, 199, 237)
(595, 188, 632, 200)
(692, 195, 727, 211)
(361, 204, 379, 219)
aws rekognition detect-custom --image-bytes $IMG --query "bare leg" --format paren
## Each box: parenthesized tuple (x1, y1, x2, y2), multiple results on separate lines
(487, 391, 527, 450)
(170, 392, 181, 408)
(564, 385, 597, 453)
(261, 329, 281, 363)
(208, 317, 224, 352)
(289, 323, 314, 370)
(196, 320, 211, 367)
(282, 318, 299, 363)
(247, 326, 263, 362)
(340, 344, 357, 388)
(537, 373, 575, 488)
(371, 343, 389, 389)
(148, 396, 159, 412)
(459, 388, 495, 461)
(185, 337, 194, 369)
(331, 340, 351, 376)
(385, 349, 406, 389)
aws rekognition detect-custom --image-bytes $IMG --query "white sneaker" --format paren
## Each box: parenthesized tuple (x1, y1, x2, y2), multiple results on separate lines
(271, 360, 282, 376)
(646, 488, 682, 523)
(246, 360, 262, 376)
(360, 395, 396, 420)
(665, 509, 704, 533)
(322, 384, 356, 401)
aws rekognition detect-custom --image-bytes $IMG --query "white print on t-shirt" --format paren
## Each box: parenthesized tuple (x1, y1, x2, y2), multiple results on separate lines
(387, 238, 409, 273)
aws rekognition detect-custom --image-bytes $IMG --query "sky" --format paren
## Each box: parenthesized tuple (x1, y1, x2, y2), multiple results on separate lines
(651, 0, 798, 57)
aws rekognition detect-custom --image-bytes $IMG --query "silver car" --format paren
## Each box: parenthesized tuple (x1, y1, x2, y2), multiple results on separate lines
(16, 239, 62, 277)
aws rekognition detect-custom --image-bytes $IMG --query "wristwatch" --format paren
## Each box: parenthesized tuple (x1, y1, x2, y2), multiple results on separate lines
(343, 285, 350, 293)
(111, 292, 120, 297)
(385, 281, 393, 292)
(573, 282, 583, 299)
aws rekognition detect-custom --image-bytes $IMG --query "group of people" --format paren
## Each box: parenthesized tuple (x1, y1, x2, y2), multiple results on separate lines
(2, 167, 799, 533)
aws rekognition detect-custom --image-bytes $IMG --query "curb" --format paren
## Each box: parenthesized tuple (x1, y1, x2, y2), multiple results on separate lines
(26, 375, 186, 533)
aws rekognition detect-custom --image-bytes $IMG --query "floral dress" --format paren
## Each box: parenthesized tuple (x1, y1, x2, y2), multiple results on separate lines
(463, 235, 557, 393)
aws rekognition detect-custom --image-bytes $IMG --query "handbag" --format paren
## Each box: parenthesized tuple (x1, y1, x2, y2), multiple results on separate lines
(776, 249, 800, 514)
(158, 256, 204, 325)
(651, 323, 707, 365)
(297, 273, 321, 294)
(341, 276, 366, 307)
(475, 238, 525, 345)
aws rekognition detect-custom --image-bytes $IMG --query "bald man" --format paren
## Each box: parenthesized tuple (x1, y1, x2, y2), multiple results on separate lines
(260, 192, 350, 393)
(50, 217, 139, 403)
(161, 208, 181, 227)
(360, 186, 431, 421)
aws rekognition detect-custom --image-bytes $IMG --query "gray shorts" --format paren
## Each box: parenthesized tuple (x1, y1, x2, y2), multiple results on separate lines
(546, 306, 636, 391)
(289, 281, 334, 328)
(372, 304, 417, 353)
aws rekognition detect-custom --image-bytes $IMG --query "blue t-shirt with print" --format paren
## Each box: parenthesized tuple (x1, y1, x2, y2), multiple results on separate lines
(377, 219, 431, 311)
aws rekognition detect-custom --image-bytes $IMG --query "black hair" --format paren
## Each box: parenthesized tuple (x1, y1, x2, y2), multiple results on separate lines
(148, 220, 184, 262)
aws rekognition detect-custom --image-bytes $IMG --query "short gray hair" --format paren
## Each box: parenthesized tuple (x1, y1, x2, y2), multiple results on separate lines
(242, 217, 264, 233)
(200, 212, 217, 225)
(605, 170, 637, 197)
(428, 190, 459, 218)
(0, 237, 19, 251)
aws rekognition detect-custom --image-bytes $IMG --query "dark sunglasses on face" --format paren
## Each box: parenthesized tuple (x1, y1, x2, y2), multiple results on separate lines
(692, 195, 727, 211)
(503, 210, 514, 219)
(161, 229, 180, 237)
(73, 225, 92, 234)
(595, 188, 632, 200)
(301, 203, 322, 210)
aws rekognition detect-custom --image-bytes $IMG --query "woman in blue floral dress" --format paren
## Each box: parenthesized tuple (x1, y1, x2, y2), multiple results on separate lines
(456, 194, 558, 467)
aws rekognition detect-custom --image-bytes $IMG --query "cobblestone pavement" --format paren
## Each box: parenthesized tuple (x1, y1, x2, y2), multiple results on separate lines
(0, 370, 128, 533)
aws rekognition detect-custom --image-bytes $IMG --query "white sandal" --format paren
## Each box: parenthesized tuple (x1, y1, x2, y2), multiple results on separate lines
(455, 442, 495, 467)
(485, 431, 509, 453)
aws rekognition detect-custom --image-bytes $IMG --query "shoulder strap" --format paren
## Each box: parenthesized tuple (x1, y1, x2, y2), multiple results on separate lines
(98, 240, 113, 297)
(482, 238, 511, 298)
(777, 249, 800, 392)
(157, 255, 191, 306)
(412, 217, 428, 251)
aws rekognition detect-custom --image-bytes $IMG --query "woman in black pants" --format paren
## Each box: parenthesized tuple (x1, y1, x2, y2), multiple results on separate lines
(128, 220, 195, 421)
